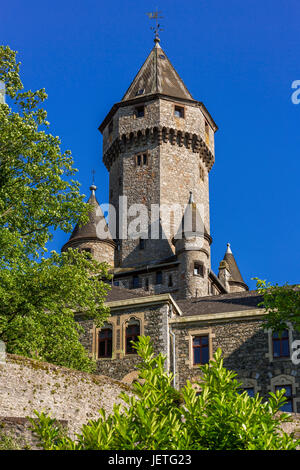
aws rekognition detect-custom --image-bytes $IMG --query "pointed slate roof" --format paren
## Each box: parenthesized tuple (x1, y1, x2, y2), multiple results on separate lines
(67, 185, 113, 243)
(223, 243, 247, 285)
(122, 40, 194, 102)
(173, 191, 211, 242)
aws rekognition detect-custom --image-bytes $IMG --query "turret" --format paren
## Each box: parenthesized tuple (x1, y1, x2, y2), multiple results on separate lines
(61, 184, 116, 267)
(218, 243, 248, 293)
(173, 192, 212, 298)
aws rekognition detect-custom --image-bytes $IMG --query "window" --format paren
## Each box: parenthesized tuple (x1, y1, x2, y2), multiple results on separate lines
(137, 155, 142, 166)
(135, 89, 145, 96)
(135, 106, 145, 118)
(80, 248, 91, 254)
(155, 271, 163, 285)
(98, 327, 112, 358)
(194, 262, 204, 277)
(174, 105, 184, 118)
(145, 278, 149, 291)
(272, 330, 290, 358)
(243, 388, 255, 398)
(199, 165, 204, 182)
(126, 319, 140, 354)
(168, 274, 173, 287)
(275, 385, 293, 412)
(139, 238, 145, 250)
(119, 177, 122, 186)
(143, 153, 148, 165)
(132, 275, 140, 289)
(205, 120, 209, 145)
(108, 120, 113, 134)
(193, 336, 209, 365)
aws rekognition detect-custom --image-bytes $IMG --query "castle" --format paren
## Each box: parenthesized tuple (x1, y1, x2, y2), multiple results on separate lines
(61, 37, 300, 411)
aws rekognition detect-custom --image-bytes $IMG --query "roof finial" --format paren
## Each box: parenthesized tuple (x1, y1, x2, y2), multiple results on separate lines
(146, 8, 163, 45)
(226, 243, 232, 254)
(90, 169, 97, 193)
(188, 190, 194, 204)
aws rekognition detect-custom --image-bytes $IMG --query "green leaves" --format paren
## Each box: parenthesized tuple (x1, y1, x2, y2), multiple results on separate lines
(254, 278, 300, 333)
(0, 45, 110, 371)
(31, 337, 300, 450)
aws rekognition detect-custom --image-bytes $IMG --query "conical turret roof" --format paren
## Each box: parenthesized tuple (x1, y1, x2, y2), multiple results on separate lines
(122, 40, 194, 102)
(223, 243, 247, 285)
(68, 185, 113, 242)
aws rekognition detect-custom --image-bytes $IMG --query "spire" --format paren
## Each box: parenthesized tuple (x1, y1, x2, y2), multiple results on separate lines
(222, 243, 247, 286)
(67, 184, 113, 243)
(121, 42, 194, 102)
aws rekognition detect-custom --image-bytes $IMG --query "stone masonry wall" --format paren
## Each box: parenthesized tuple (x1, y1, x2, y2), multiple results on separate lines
(0, 354, 131, 439)
(79, 303, 170, 382)
(172, 318, 300, 412)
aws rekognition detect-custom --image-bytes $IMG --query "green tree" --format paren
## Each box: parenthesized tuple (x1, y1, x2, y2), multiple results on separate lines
(0, 45, 110, 371)
(255, 279, 300, 334)
(30, 336, 299, 450)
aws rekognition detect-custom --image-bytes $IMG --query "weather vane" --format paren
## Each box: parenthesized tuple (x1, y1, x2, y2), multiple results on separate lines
(146, 8, 164, 43)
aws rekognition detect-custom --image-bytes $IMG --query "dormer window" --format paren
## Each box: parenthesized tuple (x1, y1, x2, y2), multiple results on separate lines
(136, 89, 145, 96)
(135, 106, 145, 118)
(174, 105, 184, 118)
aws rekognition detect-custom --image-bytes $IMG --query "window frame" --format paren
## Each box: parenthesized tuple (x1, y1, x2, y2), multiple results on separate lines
(186, 328, 214, 369)
(192, 335, 209, 366)
(193, 262, 204, 277)
(272, 329, 290, 359)
(174, 105, 185, 119)
(135, 105, 145, 118)
(125, 319, 140, 355)
(98, 327, 113, 359)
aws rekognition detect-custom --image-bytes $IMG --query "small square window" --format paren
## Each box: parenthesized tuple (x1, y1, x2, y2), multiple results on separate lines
(136, 106, 145, 118)
(194, 262, 204, 277)
(174, 105, 184, 118)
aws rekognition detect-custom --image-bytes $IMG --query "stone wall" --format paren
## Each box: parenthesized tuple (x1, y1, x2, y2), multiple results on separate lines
(172, 317, 300, 412)
(79, 303, 170, 382)
(0, 354, 131, 441)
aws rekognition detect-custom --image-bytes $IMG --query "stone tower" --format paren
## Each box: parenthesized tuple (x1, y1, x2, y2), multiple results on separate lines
(61, 184, 115, 267)
(98, 37, 218, 296)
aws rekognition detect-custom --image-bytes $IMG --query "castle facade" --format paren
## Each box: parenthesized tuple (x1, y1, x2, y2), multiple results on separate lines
(62, 38, 300, 412)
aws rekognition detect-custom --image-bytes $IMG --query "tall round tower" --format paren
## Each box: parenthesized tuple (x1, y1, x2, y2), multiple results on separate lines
(173, 192, 212, 298)
(61, 184, 116, 267)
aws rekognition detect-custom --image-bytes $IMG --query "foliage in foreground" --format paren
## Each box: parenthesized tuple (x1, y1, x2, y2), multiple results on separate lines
(0, 45, 110, 371)
(255, 279, 300, 334)
(30, 336, 299, 450)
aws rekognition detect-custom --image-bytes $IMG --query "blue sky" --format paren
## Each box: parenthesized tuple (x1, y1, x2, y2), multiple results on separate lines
(1, 0, 300, 289)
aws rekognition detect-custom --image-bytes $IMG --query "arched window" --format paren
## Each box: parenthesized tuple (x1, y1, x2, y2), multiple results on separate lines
(126, 318, 140, 354)
(98, 324, 113, 358)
